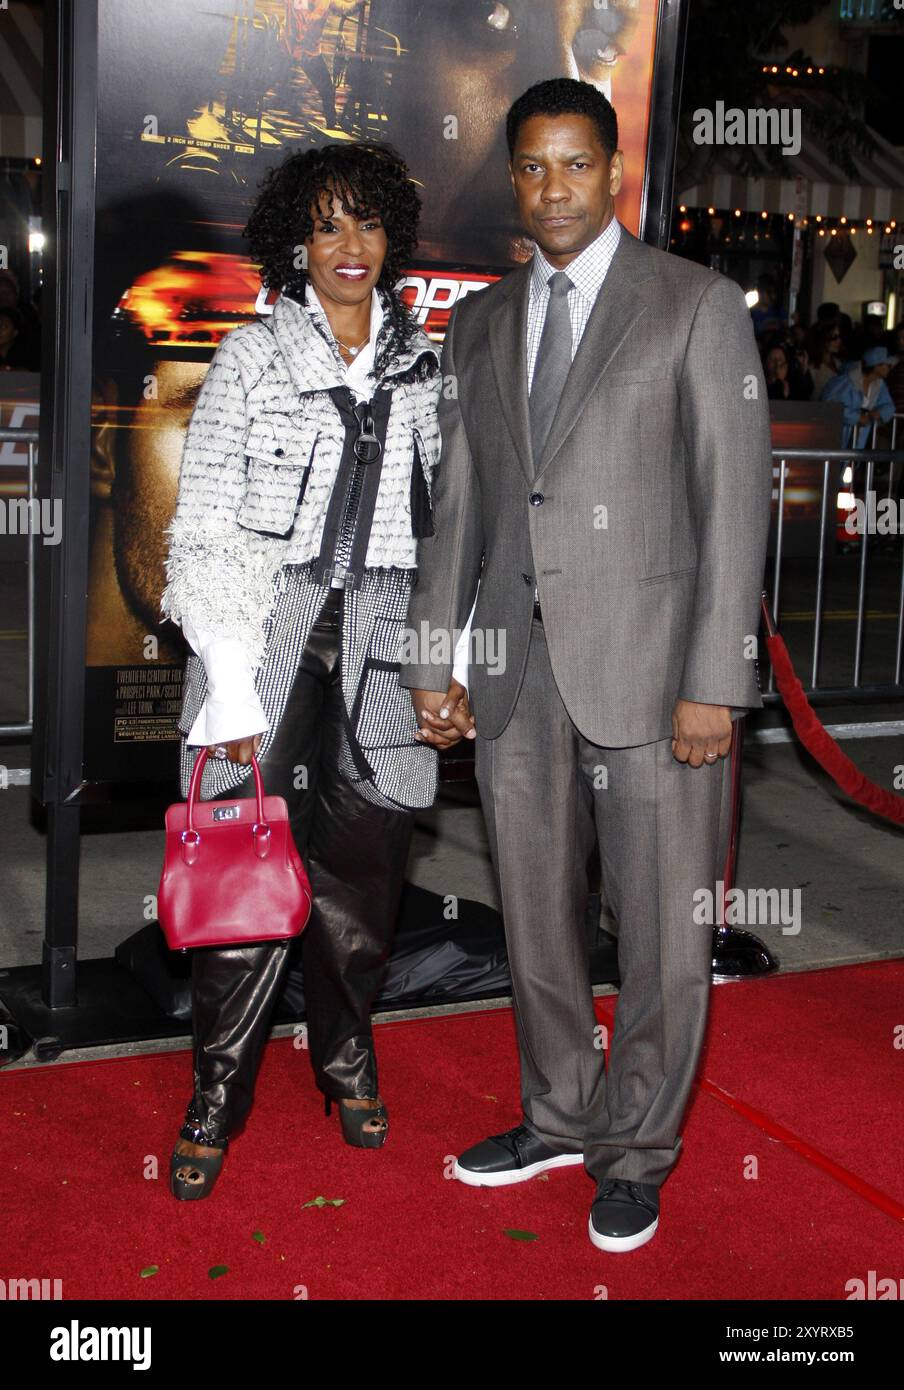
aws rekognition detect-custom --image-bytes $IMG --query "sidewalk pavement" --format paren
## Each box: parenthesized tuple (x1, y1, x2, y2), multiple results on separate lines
(1, 711, 902, 974)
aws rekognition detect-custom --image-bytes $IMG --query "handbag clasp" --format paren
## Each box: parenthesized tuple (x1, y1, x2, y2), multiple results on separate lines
(180, 827, 201, 866)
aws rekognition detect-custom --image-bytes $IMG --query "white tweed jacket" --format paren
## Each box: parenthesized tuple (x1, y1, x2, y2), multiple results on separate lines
(161, 290, 441, 670)
(160, 290, 443, 810)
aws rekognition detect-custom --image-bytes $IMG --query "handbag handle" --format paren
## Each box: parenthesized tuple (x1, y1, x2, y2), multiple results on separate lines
(185, 748, 268, 846)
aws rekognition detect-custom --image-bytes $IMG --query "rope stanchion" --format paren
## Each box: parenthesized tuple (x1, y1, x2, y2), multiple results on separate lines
(760, 594, 904, 828)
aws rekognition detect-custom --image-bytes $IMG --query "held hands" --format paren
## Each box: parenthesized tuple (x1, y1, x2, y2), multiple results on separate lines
(206, 734, 263, 766)
(671, 699, 732, 768)
(411, 680, 476, 749)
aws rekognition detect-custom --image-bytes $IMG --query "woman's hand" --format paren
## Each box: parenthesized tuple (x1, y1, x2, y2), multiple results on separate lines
(207, 734, 263, 765)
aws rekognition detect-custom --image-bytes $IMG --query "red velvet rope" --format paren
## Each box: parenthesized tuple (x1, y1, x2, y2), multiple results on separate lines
(764, 625, 904, 827)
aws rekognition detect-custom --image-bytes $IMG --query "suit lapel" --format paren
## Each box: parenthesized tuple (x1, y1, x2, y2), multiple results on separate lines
(488, 263, 535, 486)
(533, 230, 657, 481)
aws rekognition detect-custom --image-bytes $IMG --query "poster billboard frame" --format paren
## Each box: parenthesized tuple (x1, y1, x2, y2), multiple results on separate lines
(28, 0, 689, 1013)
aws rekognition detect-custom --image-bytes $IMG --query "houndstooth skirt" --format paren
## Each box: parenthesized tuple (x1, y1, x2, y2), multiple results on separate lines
(176, 561, 439, 812)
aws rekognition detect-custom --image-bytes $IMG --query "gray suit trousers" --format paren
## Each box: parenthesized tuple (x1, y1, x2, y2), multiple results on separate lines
(475, 614, 733, 1188)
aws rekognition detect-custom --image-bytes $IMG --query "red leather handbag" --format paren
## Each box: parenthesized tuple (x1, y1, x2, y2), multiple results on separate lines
(158, 750, 312, 951)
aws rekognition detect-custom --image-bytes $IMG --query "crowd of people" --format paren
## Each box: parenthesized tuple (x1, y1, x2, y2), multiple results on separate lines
(752, 273, 903, 447)
(0, 269, 41, 373)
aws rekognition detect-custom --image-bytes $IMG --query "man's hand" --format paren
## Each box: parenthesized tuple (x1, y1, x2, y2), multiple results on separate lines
(206, 734, 262, 766)
(671, 699, 731, 768)
(410, 681, 476, 749)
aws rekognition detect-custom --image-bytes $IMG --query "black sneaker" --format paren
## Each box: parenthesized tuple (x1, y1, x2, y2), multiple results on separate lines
(588, 1179, 660, 1252)
(453, 1123, 584, 1187)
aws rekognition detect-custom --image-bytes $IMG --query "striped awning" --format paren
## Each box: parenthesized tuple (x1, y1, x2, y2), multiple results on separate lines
(0, 1, 43, 160)
(678, 118, 904, 223)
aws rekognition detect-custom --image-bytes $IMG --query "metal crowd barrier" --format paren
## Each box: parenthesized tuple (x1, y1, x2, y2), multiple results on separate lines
(767, 440, 904, 703)
(1, 429, 903, 740)
(0, 427, 37, 738)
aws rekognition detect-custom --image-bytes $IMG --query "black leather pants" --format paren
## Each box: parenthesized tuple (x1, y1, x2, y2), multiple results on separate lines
(185, 586, 415, 1145)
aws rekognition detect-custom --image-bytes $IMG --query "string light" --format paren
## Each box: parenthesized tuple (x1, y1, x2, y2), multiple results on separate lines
(761, 63, 829, 78)
(672, 206, 899, 241)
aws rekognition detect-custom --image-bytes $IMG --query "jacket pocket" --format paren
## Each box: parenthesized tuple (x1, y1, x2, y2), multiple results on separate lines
(350, 617, 415, 750)
(341, 617, 438, 810)
(637, 566, 697, 587)
(605, 367, 673, 387)
(237, 415, 319, 537)
(410, 426, 436, 539)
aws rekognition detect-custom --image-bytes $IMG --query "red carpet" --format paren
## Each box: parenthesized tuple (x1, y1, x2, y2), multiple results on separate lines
(2, 960, 902, 1300)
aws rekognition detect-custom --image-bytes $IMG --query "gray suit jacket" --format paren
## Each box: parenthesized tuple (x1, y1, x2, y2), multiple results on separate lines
(399, 226, 773, 747)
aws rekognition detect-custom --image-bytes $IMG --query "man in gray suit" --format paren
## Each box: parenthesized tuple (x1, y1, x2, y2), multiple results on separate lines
(400, 78, 772, 1253)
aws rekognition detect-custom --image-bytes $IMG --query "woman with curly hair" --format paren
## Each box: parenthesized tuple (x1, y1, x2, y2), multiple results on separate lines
(160, 142, 473, 1199)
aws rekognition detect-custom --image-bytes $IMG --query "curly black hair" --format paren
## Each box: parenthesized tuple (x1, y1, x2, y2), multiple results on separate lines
(244, 142, 424, 371)
(506, 78, 619, 161)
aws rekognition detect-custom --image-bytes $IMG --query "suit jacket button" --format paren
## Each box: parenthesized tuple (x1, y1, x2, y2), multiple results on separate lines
(522, 572, 533, 584)
(274, 447, 285, 457)
(529, 492, 544, 506)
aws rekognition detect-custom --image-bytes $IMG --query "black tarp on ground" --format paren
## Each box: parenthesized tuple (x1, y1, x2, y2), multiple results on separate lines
(113, 883, 619, 1022)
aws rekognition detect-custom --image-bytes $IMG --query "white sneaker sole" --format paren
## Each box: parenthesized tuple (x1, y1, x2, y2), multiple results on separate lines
(587, 1212, 659, 1253)
(453, 1152, 584, 1187)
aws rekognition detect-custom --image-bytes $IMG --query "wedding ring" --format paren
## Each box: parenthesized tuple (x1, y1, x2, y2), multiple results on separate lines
(214, 745, 228, 760)
(704, 751, 718, 762)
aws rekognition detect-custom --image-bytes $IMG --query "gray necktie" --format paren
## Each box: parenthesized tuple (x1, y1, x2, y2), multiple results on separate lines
(529, 270, 573, 463)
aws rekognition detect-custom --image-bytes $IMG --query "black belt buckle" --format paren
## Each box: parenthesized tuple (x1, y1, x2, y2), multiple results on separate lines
(533, 596, 543, 623)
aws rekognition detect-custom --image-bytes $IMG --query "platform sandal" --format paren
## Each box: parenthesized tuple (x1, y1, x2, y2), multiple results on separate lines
(170, 1118, 229, 1201)
(325, 1095, 389, 1148)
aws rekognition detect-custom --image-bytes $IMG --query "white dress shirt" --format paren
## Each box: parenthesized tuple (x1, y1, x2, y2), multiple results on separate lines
(452, 218, 623, 693)
(182, 286, 382, 747)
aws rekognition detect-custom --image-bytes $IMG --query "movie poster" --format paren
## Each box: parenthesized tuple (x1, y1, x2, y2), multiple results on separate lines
(85, 0, 663, 781)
